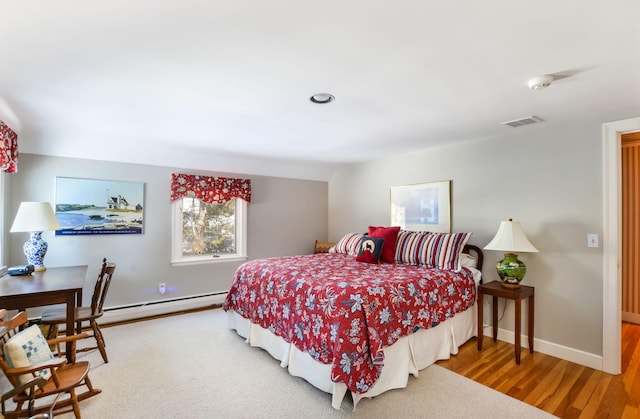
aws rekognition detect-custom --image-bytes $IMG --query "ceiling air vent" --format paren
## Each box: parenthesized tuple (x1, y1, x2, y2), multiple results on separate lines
(501, 115, 544, 128)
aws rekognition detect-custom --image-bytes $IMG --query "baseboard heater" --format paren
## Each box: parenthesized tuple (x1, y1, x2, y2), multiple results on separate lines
(100, 291, 228, 325)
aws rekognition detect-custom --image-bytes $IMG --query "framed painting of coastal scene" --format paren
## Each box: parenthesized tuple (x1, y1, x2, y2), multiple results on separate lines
(54, 177, 144, 235)
(390, 180, 451, 233)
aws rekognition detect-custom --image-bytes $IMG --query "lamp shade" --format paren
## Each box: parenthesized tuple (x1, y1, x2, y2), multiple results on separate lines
(10, 202, 60, 233)
(484, 219, 538, 253)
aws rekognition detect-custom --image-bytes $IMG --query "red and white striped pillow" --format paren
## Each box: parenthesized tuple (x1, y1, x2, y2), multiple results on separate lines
(421, 232, 472, 272)
(394, 230, 432, 265)
(395, 230, 472, 272)
(328, 233, 363, 256)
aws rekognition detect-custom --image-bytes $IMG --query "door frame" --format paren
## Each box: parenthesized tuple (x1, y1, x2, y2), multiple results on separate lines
(603, 116, 640, 374)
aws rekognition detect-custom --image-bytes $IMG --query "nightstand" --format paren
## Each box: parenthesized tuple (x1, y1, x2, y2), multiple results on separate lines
(476, 280, 534, 364)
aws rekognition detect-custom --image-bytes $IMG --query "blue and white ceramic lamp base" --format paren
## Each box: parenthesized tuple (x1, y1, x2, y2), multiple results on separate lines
(23, 232, 49, 272)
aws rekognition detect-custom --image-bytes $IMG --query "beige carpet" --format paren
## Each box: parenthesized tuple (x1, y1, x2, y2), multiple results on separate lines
(3, 309, 556, 418)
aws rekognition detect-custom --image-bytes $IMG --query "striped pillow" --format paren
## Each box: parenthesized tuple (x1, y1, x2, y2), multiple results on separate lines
(394, 230, 433, 265)
(420, 232, 472, 272)
(328, 233, 363, 256)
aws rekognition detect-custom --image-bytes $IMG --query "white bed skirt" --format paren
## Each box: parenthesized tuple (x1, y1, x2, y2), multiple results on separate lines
(226, 307, 477, 409)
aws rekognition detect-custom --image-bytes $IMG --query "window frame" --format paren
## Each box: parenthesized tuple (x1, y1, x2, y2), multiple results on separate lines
(170, 197, 248, 266)
(0, 172, 6, 273)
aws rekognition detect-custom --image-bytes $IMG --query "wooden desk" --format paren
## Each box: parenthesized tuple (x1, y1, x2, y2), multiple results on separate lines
(477, 280, 534, 364)
(0, 265, 88, 362)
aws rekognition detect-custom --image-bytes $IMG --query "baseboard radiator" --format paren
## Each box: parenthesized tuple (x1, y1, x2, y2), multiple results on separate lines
(101, 292, 228, 325)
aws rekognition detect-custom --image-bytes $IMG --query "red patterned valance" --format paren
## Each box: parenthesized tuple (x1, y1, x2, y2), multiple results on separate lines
(0, 120, 18, 173)
(170, 173, 251, 204)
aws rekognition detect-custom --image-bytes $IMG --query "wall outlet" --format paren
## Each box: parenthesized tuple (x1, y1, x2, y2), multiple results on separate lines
(159, 283, 166, 295)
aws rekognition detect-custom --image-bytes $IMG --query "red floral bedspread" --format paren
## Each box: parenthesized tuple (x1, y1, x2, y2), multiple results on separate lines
(222, 253, 476, 394)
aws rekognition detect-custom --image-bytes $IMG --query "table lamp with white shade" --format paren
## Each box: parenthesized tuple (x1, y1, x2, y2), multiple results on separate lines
(484, 218, 539, 288)
(10, 202, 61, 271)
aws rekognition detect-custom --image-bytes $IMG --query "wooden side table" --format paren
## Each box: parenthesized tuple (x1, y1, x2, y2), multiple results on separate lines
(476, 280, 534, 364)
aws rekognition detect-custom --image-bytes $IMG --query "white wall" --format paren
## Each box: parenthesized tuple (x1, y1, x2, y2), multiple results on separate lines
(328, 113, 639, 362)
(7, 154, 328, 316)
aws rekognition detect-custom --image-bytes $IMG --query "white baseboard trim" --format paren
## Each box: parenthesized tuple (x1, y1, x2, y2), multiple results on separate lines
(482, 326, 603, 371)
(101, 292, 228, 325)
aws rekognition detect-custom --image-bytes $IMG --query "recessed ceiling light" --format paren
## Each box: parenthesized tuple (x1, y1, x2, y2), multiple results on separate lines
(310, 93, 335, 104)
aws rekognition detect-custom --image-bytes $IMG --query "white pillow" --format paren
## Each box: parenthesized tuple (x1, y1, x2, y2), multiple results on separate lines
(4, 324, 54, 386)
(460, 252, 477, 268)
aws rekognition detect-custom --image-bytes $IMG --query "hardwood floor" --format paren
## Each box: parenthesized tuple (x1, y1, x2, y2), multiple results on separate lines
(437, 322, 640, 418)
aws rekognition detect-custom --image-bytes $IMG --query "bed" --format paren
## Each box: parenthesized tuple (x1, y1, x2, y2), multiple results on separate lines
(223, 229, 483, 409)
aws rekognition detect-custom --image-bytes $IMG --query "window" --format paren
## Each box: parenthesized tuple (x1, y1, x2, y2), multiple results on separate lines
(169, 173, 251, 266)
(171, 197, 247, 266)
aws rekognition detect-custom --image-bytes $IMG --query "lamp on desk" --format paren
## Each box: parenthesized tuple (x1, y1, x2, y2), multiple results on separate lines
(484, 218, 538, 289)
(10, 202, 61, 272)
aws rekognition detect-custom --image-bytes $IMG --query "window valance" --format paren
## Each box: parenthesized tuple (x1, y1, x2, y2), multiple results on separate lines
(170, 173, 251, 204)
(0, 120, 18, 173)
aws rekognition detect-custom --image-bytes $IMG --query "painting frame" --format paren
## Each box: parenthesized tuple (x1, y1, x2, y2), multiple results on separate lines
(54, 177, 145, 236)
(390, 180, 451, 233)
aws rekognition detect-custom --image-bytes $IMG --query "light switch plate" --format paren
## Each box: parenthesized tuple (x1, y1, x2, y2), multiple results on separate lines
(588, 234, 599, 248)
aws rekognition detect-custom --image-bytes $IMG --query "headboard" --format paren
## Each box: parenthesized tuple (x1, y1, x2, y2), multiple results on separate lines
(463, 244, 484, 284)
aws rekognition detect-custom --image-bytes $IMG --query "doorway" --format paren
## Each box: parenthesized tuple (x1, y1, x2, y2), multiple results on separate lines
(603, 117, 640, 375)
(621, 132, 640, 324)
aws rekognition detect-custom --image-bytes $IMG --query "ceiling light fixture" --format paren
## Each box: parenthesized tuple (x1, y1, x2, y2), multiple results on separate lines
(527, 75, 554, 90)
(310, 93, 335, 104)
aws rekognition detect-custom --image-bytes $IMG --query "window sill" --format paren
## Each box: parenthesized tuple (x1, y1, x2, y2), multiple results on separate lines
(170, 255, 248, 267)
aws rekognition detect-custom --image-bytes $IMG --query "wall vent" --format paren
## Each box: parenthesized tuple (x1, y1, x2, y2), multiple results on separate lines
(501, 115, 544, 128)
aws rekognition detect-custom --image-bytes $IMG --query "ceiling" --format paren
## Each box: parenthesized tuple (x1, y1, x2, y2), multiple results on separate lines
(1, 1, 639, 181)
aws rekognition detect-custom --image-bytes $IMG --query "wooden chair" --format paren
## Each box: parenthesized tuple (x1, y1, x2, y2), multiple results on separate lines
(0, 309, 101, 418)
(41, 258, 116, 364)
(1, 377, 53, 419)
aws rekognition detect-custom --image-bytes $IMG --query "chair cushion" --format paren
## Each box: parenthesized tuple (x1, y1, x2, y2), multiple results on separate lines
(4, 325, 54, 386)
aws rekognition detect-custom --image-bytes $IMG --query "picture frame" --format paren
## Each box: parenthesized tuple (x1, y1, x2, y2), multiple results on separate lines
(390, 180, 451, 233)
(54, 177, 145, 235)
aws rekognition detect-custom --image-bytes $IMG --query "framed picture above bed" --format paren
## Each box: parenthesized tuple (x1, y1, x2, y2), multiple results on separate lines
(390, 180, 451, 233)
